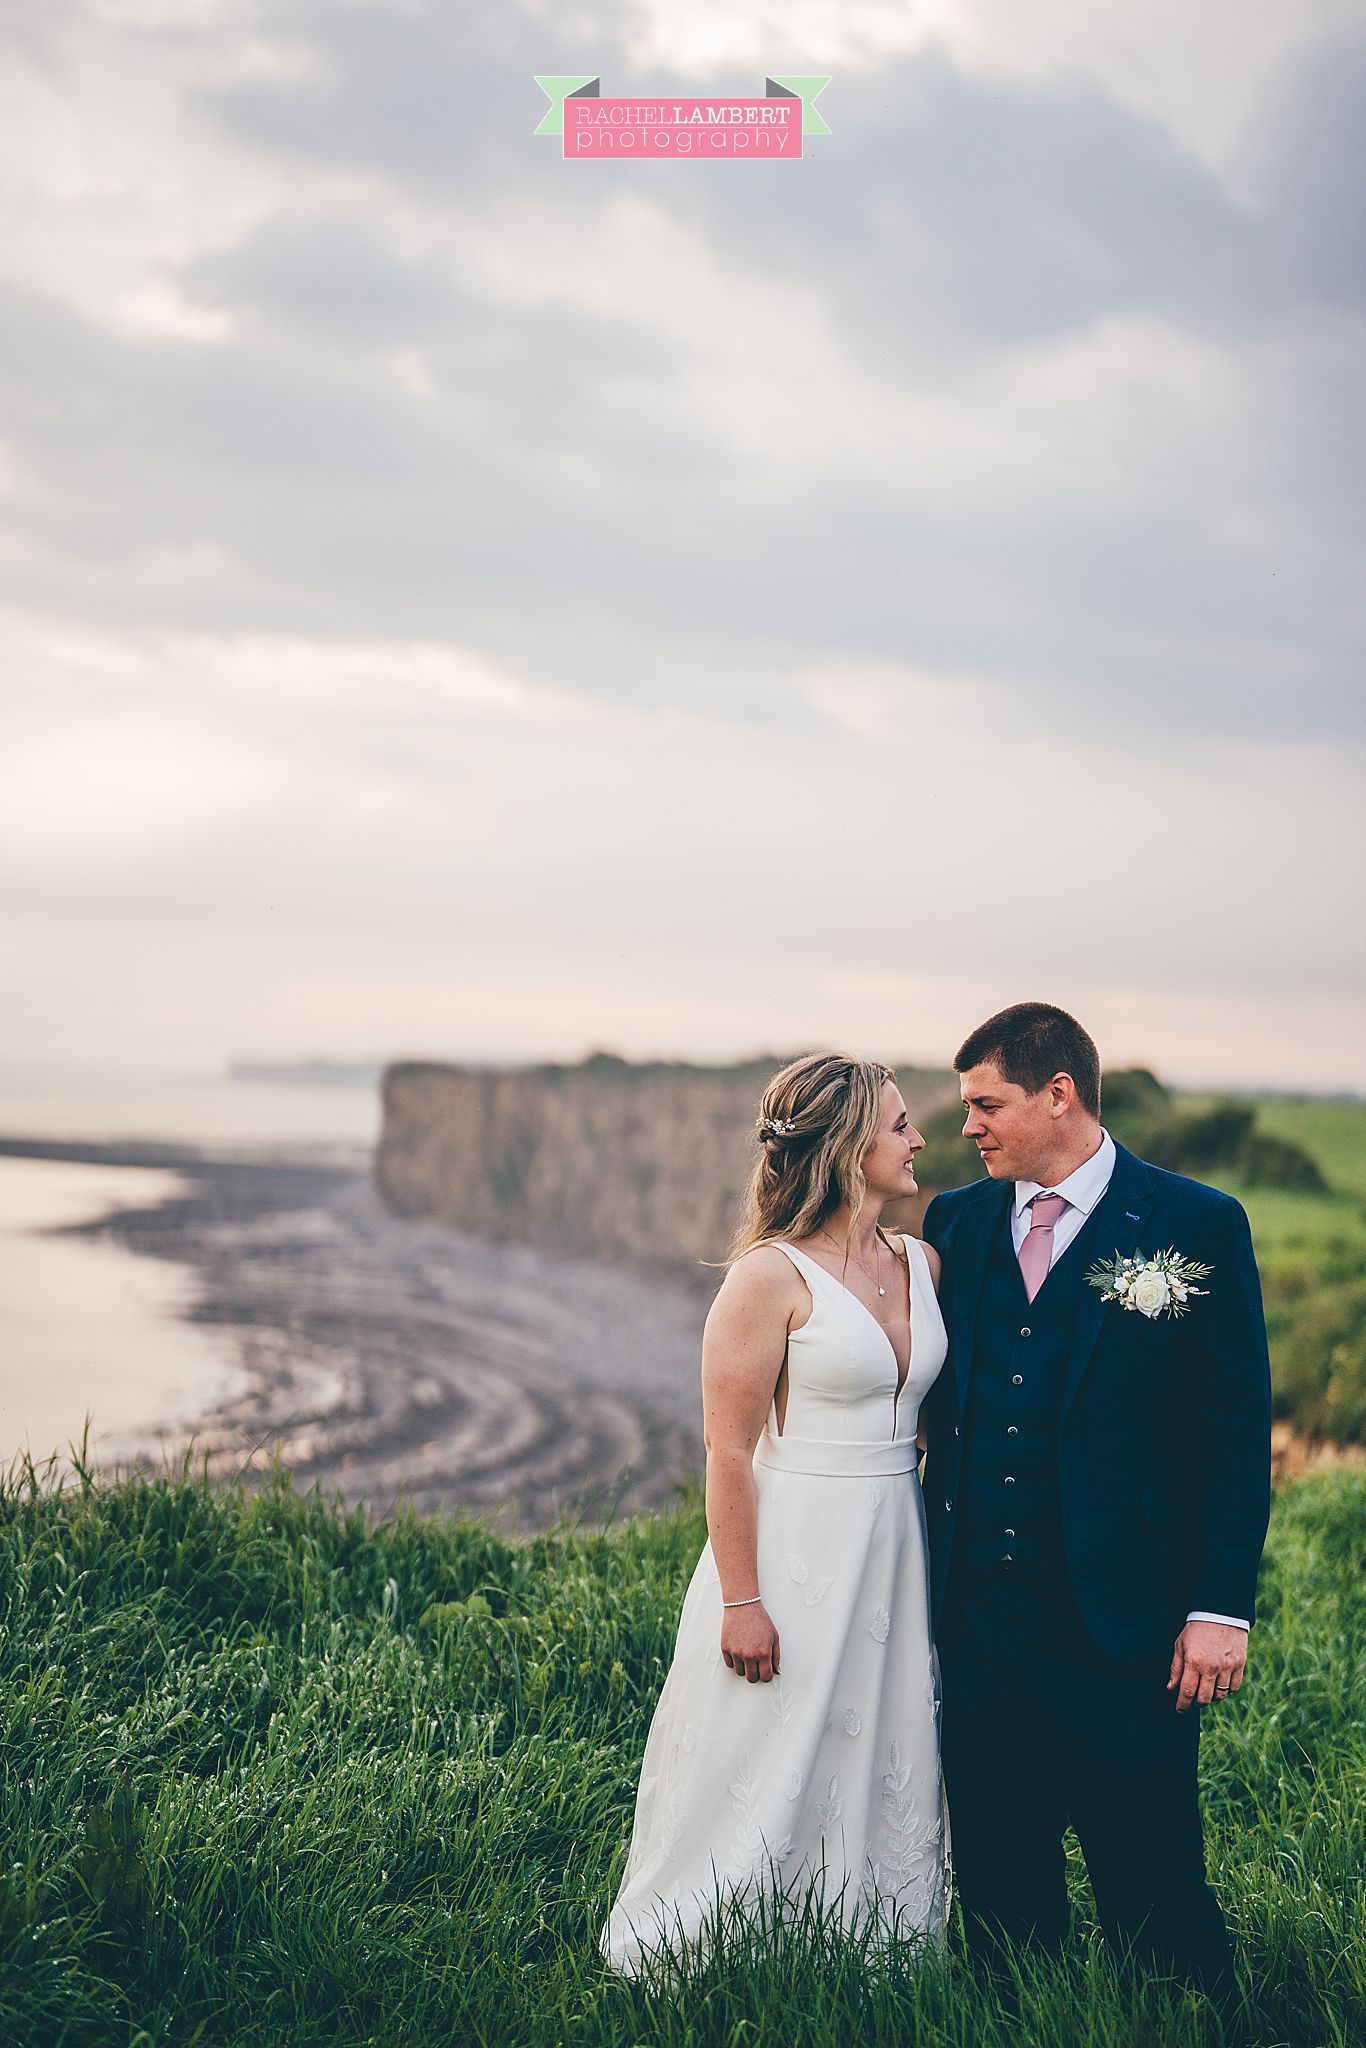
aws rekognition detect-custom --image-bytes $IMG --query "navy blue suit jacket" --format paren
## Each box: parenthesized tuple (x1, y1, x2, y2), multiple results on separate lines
(921, 1143, 1273, 1662)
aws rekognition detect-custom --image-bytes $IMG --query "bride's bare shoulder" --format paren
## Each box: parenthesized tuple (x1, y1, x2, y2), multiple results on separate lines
(712, 1242, 806, 1315)
(724, 1240, 799, 1288)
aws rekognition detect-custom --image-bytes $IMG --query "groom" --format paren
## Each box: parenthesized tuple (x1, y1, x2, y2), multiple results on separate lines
(921, 1002, 1271, 2009)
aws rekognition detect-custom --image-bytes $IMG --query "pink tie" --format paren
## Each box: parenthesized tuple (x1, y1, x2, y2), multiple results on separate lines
(1018, 1193, 1067, 1302)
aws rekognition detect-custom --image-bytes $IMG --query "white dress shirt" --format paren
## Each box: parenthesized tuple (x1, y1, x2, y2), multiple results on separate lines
(1011, 1127, 1118, 1261)
(1013, 1128, 1249, 1635)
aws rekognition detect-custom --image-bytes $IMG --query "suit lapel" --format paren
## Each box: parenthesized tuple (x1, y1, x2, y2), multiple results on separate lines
(949, 1182, 1013, 1417)
(1061, 1143, 1157, 1414)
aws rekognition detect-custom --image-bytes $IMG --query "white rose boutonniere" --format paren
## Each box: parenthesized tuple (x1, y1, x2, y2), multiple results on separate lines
(1087, 1248, 1212, 1319)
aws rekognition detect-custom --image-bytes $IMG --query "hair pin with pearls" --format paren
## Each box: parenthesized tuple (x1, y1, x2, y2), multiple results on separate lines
(755, 1115, 797, 1135)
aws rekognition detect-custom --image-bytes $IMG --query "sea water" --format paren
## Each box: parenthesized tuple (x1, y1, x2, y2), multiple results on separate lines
(0, 1057, 379, 1156)
(0, 1058, 379, 1470)
(0, 1156, 251, 1469)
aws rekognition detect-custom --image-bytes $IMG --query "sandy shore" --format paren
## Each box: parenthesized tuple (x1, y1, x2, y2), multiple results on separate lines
(1, 1137, 715, 1530)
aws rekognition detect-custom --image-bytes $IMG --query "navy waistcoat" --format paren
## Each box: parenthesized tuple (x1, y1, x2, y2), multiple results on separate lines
(950, 1201, 1100, 1595)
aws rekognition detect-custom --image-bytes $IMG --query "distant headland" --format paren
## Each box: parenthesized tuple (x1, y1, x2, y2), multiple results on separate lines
(373, 1052, 959, 1267)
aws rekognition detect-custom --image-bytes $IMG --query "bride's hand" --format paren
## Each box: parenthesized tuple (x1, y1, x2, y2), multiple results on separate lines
(721, 1603, 780, 1684)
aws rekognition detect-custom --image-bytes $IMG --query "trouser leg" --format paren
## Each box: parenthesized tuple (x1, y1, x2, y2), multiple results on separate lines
(1050, 1650, 1235, 2001)
(939, 1574, 1236, 2009)
(937, 1586, 1069, 1957)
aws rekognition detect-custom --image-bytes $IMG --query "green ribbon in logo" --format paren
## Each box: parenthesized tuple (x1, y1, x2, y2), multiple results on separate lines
(533, 76, 600, 135)
(764, 75, 832, 136)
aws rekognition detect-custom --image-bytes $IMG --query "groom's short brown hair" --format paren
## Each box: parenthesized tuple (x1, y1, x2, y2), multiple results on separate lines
(955, 1002, 1101, 1119)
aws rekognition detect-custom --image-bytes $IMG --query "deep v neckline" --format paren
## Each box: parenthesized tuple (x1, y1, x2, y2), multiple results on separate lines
(796, 1234, 916, 1418)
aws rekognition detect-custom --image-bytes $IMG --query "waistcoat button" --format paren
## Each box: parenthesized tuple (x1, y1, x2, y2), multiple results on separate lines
(1011, 1374, 1023, 1386)
(1007, 1425, 1018, 1435)
(1020, 1326, 1031, 1337)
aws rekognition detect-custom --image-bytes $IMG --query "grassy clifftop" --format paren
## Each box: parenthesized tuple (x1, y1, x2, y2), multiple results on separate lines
(1, 1463, 1362, 2047)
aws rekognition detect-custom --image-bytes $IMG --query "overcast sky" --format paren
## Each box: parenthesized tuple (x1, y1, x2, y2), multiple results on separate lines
(1, 0, 1363, 1093)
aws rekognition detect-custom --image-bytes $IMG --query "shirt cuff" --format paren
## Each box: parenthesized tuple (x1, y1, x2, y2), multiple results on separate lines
(1185, 1610, 1250, 1631)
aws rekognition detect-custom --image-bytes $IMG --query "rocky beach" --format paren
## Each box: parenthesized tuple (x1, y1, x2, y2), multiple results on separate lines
(0, 1136, 715, 1529)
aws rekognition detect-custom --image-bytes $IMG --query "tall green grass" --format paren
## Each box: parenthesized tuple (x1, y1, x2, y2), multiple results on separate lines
(1, 1460, 1362, 2047)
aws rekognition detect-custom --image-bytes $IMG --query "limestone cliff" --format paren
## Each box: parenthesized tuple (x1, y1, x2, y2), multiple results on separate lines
(375, 1053, 957, 1268)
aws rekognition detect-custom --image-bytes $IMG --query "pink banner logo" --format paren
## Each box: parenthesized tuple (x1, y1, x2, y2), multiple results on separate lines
(534, 76, 831, 162)
(569, 95, 800, 160)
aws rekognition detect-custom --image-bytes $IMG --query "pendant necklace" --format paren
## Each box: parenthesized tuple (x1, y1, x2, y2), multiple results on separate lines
(820, 1229, 887, 1294)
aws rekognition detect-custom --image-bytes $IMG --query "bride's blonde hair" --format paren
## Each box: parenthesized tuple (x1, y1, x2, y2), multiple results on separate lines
(729, 1052, 894, 1263)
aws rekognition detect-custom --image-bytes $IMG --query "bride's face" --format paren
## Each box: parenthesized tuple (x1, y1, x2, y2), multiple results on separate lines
(861, 1080, 924, 1198)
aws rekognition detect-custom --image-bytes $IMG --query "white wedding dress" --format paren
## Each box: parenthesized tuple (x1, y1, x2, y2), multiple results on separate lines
(602, 1233, 950, 1974)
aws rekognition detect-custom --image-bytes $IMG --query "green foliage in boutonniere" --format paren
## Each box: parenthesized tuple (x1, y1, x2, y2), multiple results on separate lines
(1087, 1248, 1213, 1319)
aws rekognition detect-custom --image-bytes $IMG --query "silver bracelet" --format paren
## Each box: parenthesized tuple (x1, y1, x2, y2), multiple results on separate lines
(722, 1594, 764, 1608)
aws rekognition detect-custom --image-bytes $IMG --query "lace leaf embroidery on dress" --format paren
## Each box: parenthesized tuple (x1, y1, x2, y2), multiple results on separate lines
(659, 1791, 686, 1862)
(769, 1677, 796, 1729)
(878, 1738, 943, 1886)
(729, 1755, 768, 1877)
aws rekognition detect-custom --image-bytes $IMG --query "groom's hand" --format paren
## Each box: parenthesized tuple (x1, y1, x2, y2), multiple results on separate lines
(1167, 1621, 1248, 1712)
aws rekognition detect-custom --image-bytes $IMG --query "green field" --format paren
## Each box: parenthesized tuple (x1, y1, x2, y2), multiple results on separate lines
(1203, 1097, 1366, 1203)
(1216, 1183, 1366, 1255)
(2, 1463, 1362, 2048)
(1177, 1096, 1366, 1235)
(1169, 1096, 1366, 1443)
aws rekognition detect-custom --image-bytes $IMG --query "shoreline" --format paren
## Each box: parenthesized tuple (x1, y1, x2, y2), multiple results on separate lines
(4, 1136, 1354, 1527)
(2, 1135, 714, 1531)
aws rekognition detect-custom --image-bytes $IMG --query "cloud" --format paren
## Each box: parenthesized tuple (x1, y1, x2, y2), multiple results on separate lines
(3, 616, 1359, 997)
(0, 0, 1362, 1082)
(0, 8, 1358, 735)
(613, 0, 1366, 180)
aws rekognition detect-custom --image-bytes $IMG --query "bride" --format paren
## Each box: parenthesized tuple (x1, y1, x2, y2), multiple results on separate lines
(602, 1053, 950, 1973)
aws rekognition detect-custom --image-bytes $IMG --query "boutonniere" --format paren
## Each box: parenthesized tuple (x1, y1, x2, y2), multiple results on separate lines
(1086, 1248, 1212, 1319)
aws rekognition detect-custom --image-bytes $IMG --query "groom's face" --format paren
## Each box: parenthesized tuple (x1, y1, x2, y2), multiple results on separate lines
(958, 1061, 1057, 1182)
